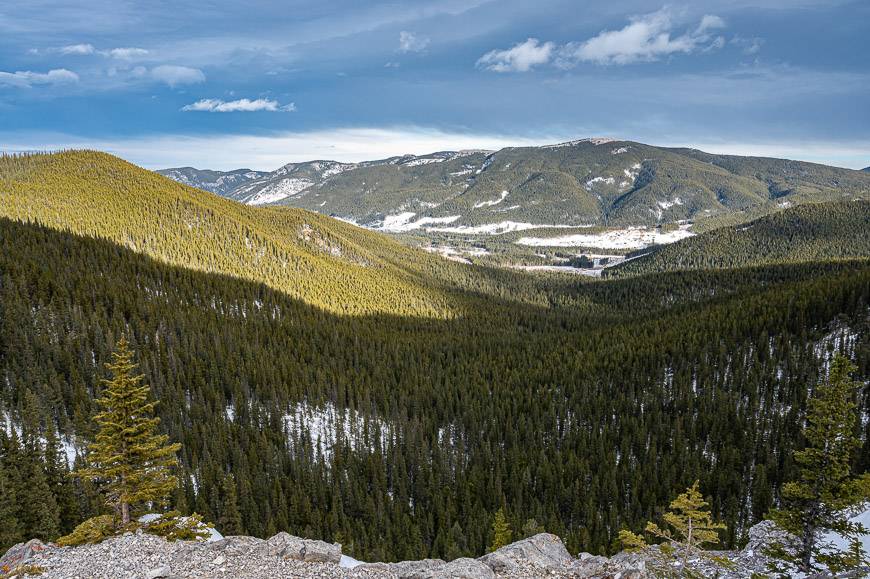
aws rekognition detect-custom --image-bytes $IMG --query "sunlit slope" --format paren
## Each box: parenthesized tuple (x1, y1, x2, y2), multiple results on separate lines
(0, 151, 468, 317)
(610, 200, 870, 276)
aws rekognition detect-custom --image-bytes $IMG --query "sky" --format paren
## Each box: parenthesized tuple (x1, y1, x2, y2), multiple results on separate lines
(0, 0, 868, 170)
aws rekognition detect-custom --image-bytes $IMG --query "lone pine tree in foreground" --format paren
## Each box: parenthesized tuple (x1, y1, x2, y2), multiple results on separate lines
(766, 353, 870, 576)
(619, 481, 731, 578)
(80, 337, 181, 527)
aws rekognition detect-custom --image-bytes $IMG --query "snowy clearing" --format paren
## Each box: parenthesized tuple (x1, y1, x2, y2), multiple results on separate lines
(429, 221, 591, 235)
(377, 212, 461, 232)
(244, 178, 313, 205)
(516, 225, 694, 250)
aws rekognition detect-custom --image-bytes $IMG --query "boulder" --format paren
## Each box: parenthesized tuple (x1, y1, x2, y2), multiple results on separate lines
(144, 564, 172, 578)
(479, 532, 571, 573)
(0, 539, 48, 574)
(260, 531, 342, 563)
(743, 519, 796, 556)
(207, 535, 266, 556)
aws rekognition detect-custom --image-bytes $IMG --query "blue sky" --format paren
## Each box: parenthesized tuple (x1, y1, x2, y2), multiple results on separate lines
(1, 0, 868, 170)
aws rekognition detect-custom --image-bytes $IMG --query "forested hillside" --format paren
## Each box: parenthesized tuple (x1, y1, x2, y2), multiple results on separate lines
(1, 151, 869, 563)
(0, 151, 480, 318)
(610, 200, 870, 276)
(1, 223, 869, 560)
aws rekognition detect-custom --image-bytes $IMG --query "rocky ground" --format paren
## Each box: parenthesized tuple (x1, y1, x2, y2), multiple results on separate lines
(0, 522, 780, 579)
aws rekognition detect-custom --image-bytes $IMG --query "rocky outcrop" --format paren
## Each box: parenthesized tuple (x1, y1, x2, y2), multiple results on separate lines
(479, 533, 572, 573)
(262, 532, 342, 563)
(1, 521, 788, 578)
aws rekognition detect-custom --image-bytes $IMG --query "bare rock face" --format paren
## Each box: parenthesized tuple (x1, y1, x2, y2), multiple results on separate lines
(0, 539, 48, 575)
(479, 532, 572, 573)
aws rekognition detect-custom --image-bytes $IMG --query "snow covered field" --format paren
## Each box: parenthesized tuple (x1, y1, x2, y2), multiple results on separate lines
(516, 224, 694, 250)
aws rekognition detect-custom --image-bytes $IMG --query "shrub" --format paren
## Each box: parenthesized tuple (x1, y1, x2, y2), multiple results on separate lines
(142, 512, 211, 542)
(55, 515, 127, 547)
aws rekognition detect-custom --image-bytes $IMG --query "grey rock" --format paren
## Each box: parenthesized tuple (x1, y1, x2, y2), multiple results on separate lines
(0, 539, 48, 572)
(479, 532, 571, 573)
(262, 531, 342, 564)
(145, 564, 171, 578)
(356, 558, 446, 577)
(411, 557, 494, 579)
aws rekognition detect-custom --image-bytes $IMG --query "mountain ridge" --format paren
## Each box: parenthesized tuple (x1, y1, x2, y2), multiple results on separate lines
(157, 140, 870, 238)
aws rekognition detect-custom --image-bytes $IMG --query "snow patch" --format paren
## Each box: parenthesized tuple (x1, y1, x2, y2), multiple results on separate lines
(473, 190, 509, 208)
(283, 402, 392, 462)
(429, 221, 591, 235)
(244, 178, 313, 205)
(340, 555, 365, 568)
(377, 213, 462, 233)
(611, 147, 629, 155)
(516, 224, 694, 250)
(657, 197, 683, 210)
(542, 137, 616, 148)
(585, 176, 615, 191)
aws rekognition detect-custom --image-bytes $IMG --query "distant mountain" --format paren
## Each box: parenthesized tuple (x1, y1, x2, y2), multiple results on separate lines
(158, 140, 870, 236)
(156, 167, 269, 198)
(863, 166, 870, 172)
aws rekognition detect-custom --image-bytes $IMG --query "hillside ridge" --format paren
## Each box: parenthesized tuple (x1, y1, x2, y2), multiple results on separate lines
(157, 140, 870, 237)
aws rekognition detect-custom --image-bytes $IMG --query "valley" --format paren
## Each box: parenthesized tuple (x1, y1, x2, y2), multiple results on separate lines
(1, 150, 869, 565)
(160, 139, 870, 276)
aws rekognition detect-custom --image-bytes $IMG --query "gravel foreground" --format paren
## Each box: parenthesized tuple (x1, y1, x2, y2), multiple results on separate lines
(1, 522, 784, 578)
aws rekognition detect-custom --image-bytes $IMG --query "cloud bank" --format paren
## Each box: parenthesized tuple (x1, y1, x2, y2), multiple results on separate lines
(477, 38, 555, 72)
(479, 9, 727, 72)
(182, 98, 296, 112)
(0, 68, 79, 88)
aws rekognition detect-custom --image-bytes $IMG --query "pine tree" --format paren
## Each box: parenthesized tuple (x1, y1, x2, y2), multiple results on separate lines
(0, 449, 24, 551)
(79, 337, 181, 526)
(489, 507, 513, 552)
(219, 474, 244, 535)
(619, 481, 731, 578)
(766, 354, 870, 576)
(44, 423, 80, 534)
(18, 389, 61, 542)
(521, 518, 545, 538)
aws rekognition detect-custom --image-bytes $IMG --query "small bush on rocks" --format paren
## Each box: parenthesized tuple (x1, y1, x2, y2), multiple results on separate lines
(142, 512, 211, 542)
(55, 516, 124, 547)
(2, 563, 46, 577)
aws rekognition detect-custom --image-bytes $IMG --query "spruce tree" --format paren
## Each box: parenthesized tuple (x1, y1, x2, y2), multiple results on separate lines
(44, 423, 81, 534)
(489, 507, 513, 552)
(79, 337, 181, 526)
(18, 390, 61, 542)
(767, 354, 870, 576)
(219, 474, 244, 535)
(0, 448, 24, 551)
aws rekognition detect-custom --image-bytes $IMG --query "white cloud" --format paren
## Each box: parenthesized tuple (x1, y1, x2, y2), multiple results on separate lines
(182, 98, 296, 113)
(476, 38, 555, 72)
(559, 8, 726, 66)
(731, 35, 764, 55)
(398, 31, 430, 52)
(0, 127, 553, 170)
(104, 47, 149, 60)
(150, 65, 205, 87)
(0, 68, 79, 88)
(59, 43, 96, 55)
(4, 129, 869, 171)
